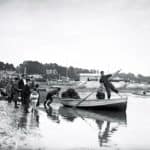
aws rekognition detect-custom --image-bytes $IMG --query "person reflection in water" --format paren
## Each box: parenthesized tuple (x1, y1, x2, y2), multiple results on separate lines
(30, 109, 40, 128)
(18, 110, 40, 130)
(18, 112, 28, 130)
(45, 106, 60, 123)
(96, 120, 111, 147)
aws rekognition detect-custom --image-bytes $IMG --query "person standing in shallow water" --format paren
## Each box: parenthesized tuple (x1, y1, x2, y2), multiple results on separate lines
(18, 74, 25, 104)
(6, 79, 13, 103)
(12, 77, 20, 108)
(22, 79, 31, 113)
(99, 70, 121, 99)
(44, 87, 61, 108)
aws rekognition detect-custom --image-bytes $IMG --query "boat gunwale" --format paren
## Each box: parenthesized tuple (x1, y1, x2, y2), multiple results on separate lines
(60, 97, 128, 102)
(60, 97, 127, 109)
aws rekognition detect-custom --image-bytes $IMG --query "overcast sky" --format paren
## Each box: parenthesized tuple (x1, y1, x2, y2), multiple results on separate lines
(0, 0, 150, 75)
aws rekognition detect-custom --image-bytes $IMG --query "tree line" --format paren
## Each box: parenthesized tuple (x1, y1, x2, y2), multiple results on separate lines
(0, 61, 15, 71)
(17, 61, 91, 81)
(1, 60, 150, 82)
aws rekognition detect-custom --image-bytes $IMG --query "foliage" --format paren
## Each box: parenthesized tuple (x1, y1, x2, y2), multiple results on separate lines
(1, 60, 150, 83)
(0, 61, 15, 70)
(17, 61, 90, 80)
(18, 61, 45, 74)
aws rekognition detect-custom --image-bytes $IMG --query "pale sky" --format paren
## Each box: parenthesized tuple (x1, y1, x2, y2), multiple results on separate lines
(0, 0, 150, 75)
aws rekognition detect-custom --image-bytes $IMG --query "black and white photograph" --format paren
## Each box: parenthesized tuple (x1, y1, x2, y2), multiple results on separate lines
(0, 0, 150, 149)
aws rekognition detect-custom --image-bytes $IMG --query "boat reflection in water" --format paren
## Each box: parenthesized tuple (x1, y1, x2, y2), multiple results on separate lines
(58, 106, 127, 148)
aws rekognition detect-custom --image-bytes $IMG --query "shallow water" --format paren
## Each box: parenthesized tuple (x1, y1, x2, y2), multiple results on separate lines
(0, 93, 150, 150)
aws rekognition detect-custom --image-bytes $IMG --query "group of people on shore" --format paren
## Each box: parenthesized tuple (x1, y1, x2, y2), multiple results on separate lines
(5, 75, 40, 113)
(4, 74, 61, 113)
(1, 69, 122, 113)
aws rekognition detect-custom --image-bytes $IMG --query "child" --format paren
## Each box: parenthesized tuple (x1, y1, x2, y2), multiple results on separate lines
(30, 88, 40, 112)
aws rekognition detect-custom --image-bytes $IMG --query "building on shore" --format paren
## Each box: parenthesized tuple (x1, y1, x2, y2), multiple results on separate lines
(79, 73, 100, 81)
(28, 74, 43, 79)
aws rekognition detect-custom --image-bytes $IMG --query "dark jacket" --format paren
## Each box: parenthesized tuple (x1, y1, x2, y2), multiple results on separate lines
(22, 84, 31, 99)
(18, 79, 24, 90)
(46, 89, 59, 100)
(100, 74, 112, 86)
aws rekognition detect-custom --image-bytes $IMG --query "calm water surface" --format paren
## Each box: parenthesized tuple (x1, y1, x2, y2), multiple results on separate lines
(0, 93, 150, 150)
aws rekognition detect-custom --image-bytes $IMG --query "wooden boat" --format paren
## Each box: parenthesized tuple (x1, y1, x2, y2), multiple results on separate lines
(60, 96, 128, 111)
(59, 106, 127, 123)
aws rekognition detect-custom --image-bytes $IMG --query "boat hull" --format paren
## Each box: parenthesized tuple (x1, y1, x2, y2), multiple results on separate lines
(60, 97, 127, 111)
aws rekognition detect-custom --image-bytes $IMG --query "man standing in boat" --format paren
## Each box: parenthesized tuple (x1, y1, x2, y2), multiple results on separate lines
(99, 70, 121, 99)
